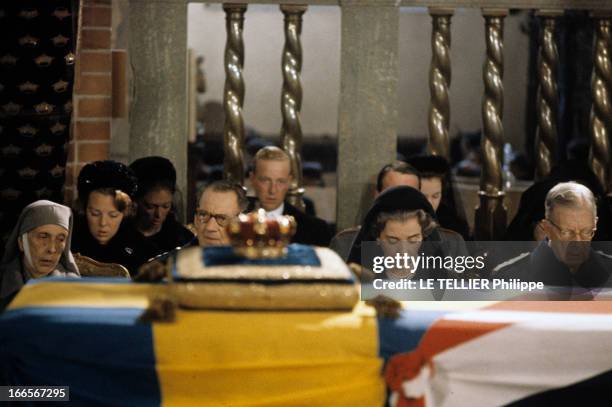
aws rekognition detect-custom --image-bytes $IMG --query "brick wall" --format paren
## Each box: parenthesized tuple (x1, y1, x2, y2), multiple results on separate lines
(65, 0, 113, 204)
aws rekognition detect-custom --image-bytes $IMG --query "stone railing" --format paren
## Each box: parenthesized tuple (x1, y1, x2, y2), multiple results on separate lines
(128, 0, 612, 238)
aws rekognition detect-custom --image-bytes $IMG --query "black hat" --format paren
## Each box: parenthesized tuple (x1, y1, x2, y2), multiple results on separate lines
(77, 160, 138, 201)
(407, 155, 450, 177)
(129, 156, 177, 198)
(347, 186, 440, 265)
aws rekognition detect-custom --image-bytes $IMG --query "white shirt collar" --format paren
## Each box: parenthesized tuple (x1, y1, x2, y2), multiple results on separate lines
(265, 203, 285, 219)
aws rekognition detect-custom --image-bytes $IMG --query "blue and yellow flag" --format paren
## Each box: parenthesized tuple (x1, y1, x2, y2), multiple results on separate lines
(0, 278, 386, 406)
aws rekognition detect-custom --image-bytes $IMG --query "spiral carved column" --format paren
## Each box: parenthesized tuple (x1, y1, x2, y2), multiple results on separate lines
(280, 5, 307, 211)
(589, 13, 612, 193)
(534, 11, 561, 180)
(475, 9, 507, 241)
(223, 4, 247, 186)
(427, 8, 453, 160)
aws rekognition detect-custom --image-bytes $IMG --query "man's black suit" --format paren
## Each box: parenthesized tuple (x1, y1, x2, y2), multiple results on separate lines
(493, 241, 612, 299)
(247, 198, 332, 247)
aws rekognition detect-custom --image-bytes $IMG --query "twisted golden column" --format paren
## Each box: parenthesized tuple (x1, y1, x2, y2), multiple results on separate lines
(475, 9, 507, 241)
(589, 14, 612, 192)
(223, 4, 247, 186)
(428, 8, 453, 160)
(534, 11, 561, 180)
(280, 5, 307, 211)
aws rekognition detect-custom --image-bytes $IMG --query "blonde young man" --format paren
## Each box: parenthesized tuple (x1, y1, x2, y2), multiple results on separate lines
(249, 146, 332, 246)
(494, 181, 612, 293)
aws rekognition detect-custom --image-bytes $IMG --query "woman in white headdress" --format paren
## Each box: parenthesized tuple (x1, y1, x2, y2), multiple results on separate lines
(0, 200, 79, 308)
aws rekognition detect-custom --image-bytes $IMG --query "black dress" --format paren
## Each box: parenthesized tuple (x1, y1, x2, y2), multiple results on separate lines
(436, 202, 470, 241)
(71, 217, 159, 277)
(142, 215, 195, 256)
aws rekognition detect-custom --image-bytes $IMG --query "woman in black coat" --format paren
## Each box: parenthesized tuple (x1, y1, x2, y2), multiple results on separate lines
(129, 156, 194, 255)
(71, 161, 158, 277)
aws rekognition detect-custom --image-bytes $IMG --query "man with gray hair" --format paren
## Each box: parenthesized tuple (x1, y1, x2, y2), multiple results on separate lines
(494, 181, 612, 295)
(134, 181, 247, 282)
(194, 180, 248, 247)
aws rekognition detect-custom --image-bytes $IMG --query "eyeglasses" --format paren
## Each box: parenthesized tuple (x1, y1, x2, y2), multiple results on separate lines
(195, 210, 231, 226)
(546, 218, 596, 240)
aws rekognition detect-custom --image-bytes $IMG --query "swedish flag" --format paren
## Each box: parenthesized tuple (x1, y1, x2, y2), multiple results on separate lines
(0, 278, 385, 406)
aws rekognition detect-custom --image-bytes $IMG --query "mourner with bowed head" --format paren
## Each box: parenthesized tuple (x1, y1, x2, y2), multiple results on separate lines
(505, 160, 612, 242)
(130, 156, 194, 254)
(495, 182, 612, 296)
(347, 186, 452, 282)
(375, 160, 420, 195)
(406, 155, 470, 240)
(0, 200, 79, 308)
(330, 161, 420, 260)
(331, 160, 468, 261)
(71, 160, 158, 277)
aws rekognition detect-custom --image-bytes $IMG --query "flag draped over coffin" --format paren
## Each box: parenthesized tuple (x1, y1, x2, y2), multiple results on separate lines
(385, 300, 612, 407)
(0, 278, 385, 406)
(3, 277, 612, 405)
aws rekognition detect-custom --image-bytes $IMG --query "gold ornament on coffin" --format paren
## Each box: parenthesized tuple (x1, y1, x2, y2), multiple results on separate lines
(227, 209, 296, 259)
(169, 245, 359, 312)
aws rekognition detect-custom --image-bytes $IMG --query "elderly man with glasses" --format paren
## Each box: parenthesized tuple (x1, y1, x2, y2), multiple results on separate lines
(194, 181, 248, 246)
(134, 181, 247, 281)
(494, 181, 612, 295)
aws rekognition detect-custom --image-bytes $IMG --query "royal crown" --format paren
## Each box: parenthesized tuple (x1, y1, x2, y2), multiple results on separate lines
(227, 209, 297, 259)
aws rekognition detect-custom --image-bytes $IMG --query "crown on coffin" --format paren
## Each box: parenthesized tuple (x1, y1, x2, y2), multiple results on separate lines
(227, 209, 297, 259)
